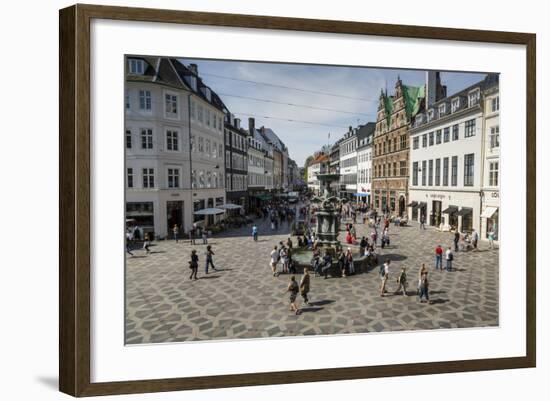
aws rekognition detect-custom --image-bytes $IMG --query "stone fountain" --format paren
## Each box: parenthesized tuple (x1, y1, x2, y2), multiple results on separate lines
(310, 172, 345, 253)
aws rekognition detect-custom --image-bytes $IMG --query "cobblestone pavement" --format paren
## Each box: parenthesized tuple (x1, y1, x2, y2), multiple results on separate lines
(125, 215, 499, 344)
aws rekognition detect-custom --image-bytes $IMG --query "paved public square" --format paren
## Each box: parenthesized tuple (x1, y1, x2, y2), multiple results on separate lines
(125, 217, 499, 344)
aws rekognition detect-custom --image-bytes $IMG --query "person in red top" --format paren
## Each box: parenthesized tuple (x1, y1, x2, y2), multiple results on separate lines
(435, 244, 443, 270)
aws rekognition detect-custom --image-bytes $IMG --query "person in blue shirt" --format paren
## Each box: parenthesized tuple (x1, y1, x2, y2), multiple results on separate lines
(252, 224, 258, 241)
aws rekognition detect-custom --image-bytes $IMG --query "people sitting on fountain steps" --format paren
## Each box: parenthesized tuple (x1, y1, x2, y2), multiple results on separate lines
(322, 250, 333, 279)
(311, 248, 322, 277)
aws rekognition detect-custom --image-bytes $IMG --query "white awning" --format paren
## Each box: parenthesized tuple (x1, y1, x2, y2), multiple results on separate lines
(193, 208, 225, 216)
(219, 203, 243, 210)
(481, 206, 498, 218)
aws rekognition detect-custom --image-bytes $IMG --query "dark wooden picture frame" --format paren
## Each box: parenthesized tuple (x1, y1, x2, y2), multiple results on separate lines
(59, 3, 536, 397)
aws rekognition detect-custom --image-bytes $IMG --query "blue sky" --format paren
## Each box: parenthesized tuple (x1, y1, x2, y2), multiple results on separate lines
(181, 58, 487, 166)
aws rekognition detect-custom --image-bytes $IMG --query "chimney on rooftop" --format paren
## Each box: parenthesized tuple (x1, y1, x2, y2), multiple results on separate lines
(248, 117, 255, 136)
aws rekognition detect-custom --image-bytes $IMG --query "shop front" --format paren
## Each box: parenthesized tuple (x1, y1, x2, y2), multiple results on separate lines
(442, 205, 459, 231)
(481, 206, 499, 241)
(458, 207, 473, 233)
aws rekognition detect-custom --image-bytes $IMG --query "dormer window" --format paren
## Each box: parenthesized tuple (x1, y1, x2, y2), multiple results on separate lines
(128, 58, 145, 75)
(468, 89, 480, 107)
(439, 103, 446, 116)
(451, 97, 460, 113)
(185, 75, 197, 91)
(428, 109, 435, 121)
(415, 114, 424, 125)
(202, 87, 212, 102)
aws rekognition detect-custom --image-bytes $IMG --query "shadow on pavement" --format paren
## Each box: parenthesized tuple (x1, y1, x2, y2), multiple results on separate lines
(300, 306, 324, 313)
(311, 299, 335, 306)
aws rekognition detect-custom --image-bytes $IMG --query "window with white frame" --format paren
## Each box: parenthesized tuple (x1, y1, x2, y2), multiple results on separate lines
(205, 139, 211, 156)
(128, 59, 145, 74)
(443, 127, 450, 142)
(125, 91, 130, 110)
(452, 124, 459, 140)
(197, 105, 203, 123)
(139, 90, 151, 111)
(164, 93, 178, 117)
(198, 170, 205, 188)
(166, 130, 179, 151)
(190, 100, 196, 120)
(468, 89, 480, 107)
(439, 103, 446, 116)
(491, 96, 500, 112)
(490, 126, 500, 149)
(142, 168, 154, 188)
(198, 137, 204, 153)
(464, 153, 475, 186)
(191, 170, 197, 188)
(127, 168, 134, 188)
(140, 128, 153, 149)
(451, 98, 460, 113)
(464, 119, 476, 137)
(206, 171, 212, 188)
(167, 168, 180, 188)
(126, 129, 132, 149)
(489, 161, 499, 186)
(205, 109, 210, 126)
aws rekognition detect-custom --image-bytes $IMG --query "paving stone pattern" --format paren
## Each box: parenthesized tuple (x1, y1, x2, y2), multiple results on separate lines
(125, 217, 499, 344)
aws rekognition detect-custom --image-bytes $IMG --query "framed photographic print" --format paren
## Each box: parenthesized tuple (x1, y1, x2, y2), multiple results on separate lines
(59, 3, 536, 397)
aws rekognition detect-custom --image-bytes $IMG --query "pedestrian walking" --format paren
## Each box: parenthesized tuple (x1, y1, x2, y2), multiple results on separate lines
(380, 259, 391, 296)
(435, 244, 443, 270)
(172, 224, 179, 242)
(337, 249, 347, 277)
(471, 229, 479, 250)
(270, 246, 279, 277)
(205, 245, 216, 274)
(287, 276, 301, 315)
(445, 247, 454, 271)
(419, 271, 430, 303)
(300, 269, 311, 306)
(420, 215, 426, 230)
(189, 250, 199, 280)
(454, 231, 460, 252)
(202, 229, 208, 245)
(395, 267, 408, 296)
(280, 246, 290, 274)
(189, 227, 196, 245)
(143, 233, 151, 254)
(286, 237, 293, 249)
(488, 229, 496, 249)
(359, 236, 368, 255)
(417, 263, 427, 294)
(252, 224, 258, 241)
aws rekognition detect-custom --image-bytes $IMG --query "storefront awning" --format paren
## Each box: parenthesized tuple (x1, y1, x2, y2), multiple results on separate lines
(407, 201, 418, 207)
(418, 202, 427, 208)
(481, 206, 498, 218)
(457, 207, 473, 217)
(219, 203, 243, 210)
(442, 205, 459, 214)
(193, 208, 225, 215)
(353, 192, 370, 196)
(252, 194, 272, 201)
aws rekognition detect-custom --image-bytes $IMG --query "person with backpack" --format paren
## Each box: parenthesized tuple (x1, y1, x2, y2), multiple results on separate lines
(395, 267, 408, 296)
(189, 250, 199, 280)
(287, 276, 300, 315)
(445, 247, 454, 271)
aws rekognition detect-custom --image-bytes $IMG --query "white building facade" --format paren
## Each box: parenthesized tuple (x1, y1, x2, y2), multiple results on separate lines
(408, 76, 498, 234)
(356, 123, 375, 204)
(480, 83, 500, 242)
(339, 128, 358, 199)
(125, 57, 226, 237)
